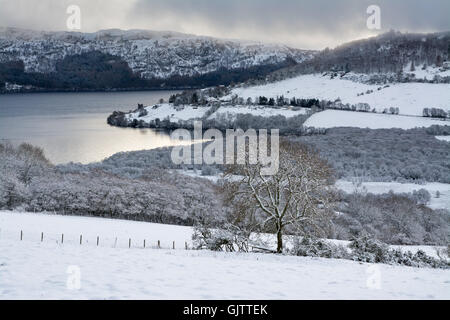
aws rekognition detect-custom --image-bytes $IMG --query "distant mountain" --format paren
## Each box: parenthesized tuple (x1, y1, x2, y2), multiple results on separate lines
(267, 31, 450, 83)
(0, 27, 315, 91)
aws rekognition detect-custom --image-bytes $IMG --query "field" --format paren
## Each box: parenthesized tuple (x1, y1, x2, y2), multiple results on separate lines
(232, 73, 450, 117)
(336, 180, 450, 210)
(0, 211, 448, 300)
(303, 110, 448, 129)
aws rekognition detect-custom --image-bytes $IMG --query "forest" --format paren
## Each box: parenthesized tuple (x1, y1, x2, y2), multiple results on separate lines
(0, 52, 297, 92)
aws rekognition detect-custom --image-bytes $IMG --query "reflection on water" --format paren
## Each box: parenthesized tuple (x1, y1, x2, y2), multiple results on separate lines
(0, 91, 182, 164)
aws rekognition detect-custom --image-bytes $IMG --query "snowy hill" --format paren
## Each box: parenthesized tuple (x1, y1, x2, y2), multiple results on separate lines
(229, 73, 450, 129)
(0, 211, 449, 299)
(269, 30, 450, 80)
(232, 73, 450, 117)
(0, 27, 314, 89)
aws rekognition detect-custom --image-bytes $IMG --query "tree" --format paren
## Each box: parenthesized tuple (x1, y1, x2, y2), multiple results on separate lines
(410, 60, 416, 72)
(221, 140, 335, 253)
(191, 92, 199, 104)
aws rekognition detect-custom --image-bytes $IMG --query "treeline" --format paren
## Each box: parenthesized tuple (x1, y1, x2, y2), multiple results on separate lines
(295, 126, 450, 183)
(0, 52, 146, 90)
(0, 142, 222, 224)
(264, 31, 450, 84)
(423, 108, 449, 119)
(0, 52, 298, 92)
(334, 191, 449, 245)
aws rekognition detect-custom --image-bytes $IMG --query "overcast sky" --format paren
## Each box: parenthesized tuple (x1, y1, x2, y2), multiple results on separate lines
(1, 0, 449, 49)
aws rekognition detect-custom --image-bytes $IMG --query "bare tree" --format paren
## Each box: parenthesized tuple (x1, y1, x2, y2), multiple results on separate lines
(221, 139, 335, 253)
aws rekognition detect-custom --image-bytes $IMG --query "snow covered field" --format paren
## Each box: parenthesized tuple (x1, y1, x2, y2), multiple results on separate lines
(207, 105, 307, 120)
(0, 211, 449, 300)
(303, 110, 448, 129)
(122, 73, 450, 129)
(232, 73, 450, 117)
(336, 181, 450, 210)
(126, 103, 308, 125)
(126, 103, 209, 123)
(404, 64, 450, 81)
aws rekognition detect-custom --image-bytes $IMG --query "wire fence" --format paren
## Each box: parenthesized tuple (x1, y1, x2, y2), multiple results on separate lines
(0, 227, 191, 251)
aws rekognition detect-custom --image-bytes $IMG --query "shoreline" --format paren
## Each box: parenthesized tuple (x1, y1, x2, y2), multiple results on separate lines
(0, 86, 195, 95)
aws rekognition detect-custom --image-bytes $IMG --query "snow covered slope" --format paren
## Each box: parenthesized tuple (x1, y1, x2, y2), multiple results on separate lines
(232, 73, 450, 117)
(336, 181, 450, 210)
(303, 110, 447, 129)
(0, 211, 449, 299)
(0, 27, 314, 80)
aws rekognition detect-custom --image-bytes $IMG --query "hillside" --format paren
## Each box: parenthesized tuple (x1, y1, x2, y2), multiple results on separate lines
(0, 27, 314, 91)
(267, 31, 450, 83)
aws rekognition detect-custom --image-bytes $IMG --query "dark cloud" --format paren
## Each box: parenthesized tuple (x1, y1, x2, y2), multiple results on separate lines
(1, 0, 449, 49)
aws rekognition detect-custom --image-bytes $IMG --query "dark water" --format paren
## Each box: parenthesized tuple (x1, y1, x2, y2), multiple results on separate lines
(0, 91, 182, 164)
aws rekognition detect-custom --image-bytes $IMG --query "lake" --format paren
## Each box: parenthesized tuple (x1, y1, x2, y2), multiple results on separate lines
(0, 91, 182, 164)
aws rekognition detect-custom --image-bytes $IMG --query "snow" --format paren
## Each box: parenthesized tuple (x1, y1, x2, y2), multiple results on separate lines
(0, 211, 192, 249)
(303, 110, 448, 129)
(1, 211, 449, 299)
(436, 136, 450, 142)
(404, 63, 450, 81)
(232, 73, 450, 117)
(126, 104, 308, 125)
(336, 180, 450, 210)
(207, 105, 307, 120)
(127, 104, 208, 123)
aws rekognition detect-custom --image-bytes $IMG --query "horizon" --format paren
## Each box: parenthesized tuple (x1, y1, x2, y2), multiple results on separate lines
(2, 25, 449, 51)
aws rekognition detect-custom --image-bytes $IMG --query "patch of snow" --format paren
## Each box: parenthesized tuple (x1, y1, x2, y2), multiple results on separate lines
(303, 110, 448, 129)
(336, 180, 450, 210)
(127, 104, 208, 123)
(208, 105, 307, 120)
(404, 63, 450, 81)
(436, 136, 450, 142)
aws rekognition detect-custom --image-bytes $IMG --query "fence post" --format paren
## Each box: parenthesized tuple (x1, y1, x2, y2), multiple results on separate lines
(157, 240, 160, 249)
(80, 234, 82, 245)
(41, 232, 44, 242)
(61, 234, 64, 244)
(129, 238, 131, 248)
(173, 241, 175, 250)
(143, 239, 146, 248)
(97, 236, 99, 246)
(20, 230, 23, 241)
(185, 242, 188, 250)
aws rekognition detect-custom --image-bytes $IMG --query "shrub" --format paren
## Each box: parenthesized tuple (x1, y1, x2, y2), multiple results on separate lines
(349, 234, 449, 269)
(291, 237, 350, 259)
(349, 234, 391, 263)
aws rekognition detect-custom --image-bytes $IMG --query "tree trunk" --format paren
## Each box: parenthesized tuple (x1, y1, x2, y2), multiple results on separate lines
(276, 228, 283, 253)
